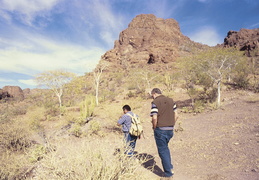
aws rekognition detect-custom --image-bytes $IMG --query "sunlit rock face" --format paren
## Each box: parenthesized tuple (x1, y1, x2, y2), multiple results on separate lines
(224, 28, 259, 57)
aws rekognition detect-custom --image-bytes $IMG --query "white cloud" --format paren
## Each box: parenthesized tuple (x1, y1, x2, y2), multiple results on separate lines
(249, 22, 259, 28)
(0, 0, 61, 25)
(18, 79, 37, 87)
(89, 0, 124, 45)
(0, 33, 105, 77)
(145, 0, 185, 18)
(0, 78, 15, 83)
(188, 26, 222, 46)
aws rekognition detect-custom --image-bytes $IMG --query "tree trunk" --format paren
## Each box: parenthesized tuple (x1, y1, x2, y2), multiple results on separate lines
(95, 81, 99, 106)
(58, 95, 62, 107)
(217, 80, 221, 107)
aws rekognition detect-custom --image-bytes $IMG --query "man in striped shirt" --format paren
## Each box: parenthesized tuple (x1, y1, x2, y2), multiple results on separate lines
(150, 88, 178, 179)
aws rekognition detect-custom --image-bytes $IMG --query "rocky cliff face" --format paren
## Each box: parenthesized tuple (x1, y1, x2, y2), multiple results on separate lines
(101, 14, 208, 70)
(223, 28, 259, 57)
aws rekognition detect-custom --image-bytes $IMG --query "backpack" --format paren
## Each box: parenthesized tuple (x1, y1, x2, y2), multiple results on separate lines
(126, 113, 143, 137)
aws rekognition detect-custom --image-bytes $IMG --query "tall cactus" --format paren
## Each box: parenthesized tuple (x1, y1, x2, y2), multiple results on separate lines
(80, 95, 96, 118)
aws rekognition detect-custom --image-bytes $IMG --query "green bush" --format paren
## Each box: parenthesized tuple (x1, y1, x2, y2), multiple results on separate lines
(70, 124, 83, 137)
(29, 145, 47, 162)
(232, 75, 250, 89)
(89, 121, 101, 135)
(193, 100, 205, 113)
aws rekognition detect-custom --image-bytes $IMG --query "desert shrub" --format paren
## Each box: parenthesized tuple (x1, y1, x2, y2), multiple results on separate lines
(0, 151, 32, 180)
(26, 107, 46, 130)
(34, 139, 150, 180)
(126, 91, 135, 98)
(0, 123, 31, 151)
(198, 87, 217, 103)
(100, 89, 117, 102)
(193, 100, 205, 113)
(10, 105, 27, 116)
(126, 89, 147, 99)
(0, 103, 27, 123)
(45, 105, 60, 117)
(28, 144, 47, 163)
(89, 120, 101, 135)
(181, 100, 205, 113)
(231, 56, 250, 89)
(232, 75, 250, 89)
(181, 106, 192, 113)
(70, 124, 83, 137)
(41, 99, 60, 117)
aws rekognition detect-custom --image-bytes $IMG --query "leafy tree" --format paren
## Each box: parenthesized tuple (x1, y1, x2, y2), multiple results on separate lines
(180, 47, 246, 107)
(178, 55, 201, 107)
(35, 70, 76, 108)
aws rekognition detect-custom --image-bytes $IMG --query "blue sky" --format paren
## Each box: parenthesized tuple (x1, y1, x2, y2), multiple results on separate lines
(0, 0, 258, 89)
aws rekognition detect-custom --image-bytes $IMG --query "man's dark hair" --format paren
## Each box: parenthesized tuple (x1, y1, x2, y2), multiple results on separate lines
(122, 105, 131, 111)
(151, 88, 162, 94)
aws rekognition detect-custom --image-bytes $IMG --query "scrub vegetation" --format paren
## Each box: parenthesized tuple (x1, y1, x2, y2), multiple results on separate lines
(0, 47, 258, 179)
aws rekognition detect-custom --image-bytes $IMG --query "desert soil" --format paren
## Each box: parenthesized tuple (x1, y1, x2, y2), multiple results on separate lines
(134, 90, 259, 180)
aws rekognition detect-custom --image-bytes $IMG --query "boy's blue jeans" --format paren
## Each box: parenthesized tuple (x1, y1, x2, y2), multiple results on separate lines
(154, 128, 174, 177)
(124, 132, 137, 157)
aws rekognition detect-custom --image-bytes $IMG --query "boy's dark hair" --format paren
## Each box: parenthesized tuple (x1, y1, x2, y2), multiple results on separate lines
(151, 88, 162, 94)
(122, 105, 131, 111)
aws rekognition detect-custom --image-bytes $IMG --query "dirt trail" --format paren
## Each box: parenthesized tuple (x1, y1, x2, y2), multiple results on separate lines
(135, 91, 259, 180)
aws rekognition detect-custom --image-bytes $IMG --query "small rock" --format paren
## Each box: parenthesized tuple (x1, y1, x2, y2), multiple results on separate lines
(251, 169, 257, 172)
(234, 142, 239, 145)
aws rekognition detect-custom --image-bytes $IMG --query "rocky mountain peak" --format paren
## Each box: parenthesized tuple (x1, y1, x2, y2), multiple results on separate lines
(101, 14, 208, 70)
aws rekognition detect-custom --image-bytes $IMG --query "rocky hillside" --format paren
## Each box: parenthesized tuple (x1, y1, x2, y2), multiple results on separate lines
(101, 14, 208, 71)
(223, 28, 259, 57)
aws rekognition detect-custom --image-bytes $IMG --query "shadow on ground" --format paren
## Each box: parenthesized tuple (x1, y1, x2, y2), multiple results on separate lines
(137, 153, 164, 177)
(114, 149, 164, 177)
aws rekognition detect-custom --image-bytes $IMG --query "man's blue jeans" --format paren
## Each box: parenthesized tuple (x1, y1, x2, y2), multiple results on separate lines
(154, 128, 174, 177)
(124, 132, 137, 157)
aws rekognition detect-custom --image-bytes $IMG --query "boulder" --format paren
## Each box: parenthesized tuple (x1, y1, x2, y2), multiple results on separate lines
(2, 86, 24, 100)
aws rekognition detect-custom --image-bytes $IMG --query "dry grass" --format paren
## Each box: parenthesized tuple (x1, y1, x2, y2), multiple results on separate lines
(0, 150, 33, 179)
(34, 137, 152, 180)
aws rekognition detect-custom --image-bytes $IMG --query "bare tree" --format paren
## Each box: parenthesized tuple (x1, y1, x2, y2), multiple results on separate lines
(93, 61, 108, 106)
(35, 70, 76, 108)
